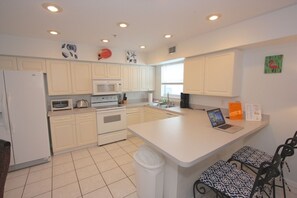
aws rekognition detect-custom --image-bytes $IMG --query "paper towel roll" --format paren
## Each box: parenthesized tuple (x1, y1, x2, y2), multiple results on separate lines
(148, 93, 153, 104)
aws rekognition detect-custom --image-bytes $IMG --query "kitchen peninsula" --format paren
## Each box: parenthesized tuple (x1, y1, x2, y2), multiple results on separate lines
(128, 106, 269, 198)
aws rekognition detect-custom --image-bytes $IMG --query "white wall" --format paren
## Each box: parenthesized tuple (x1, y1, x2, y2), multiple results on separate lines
(190, 39, 297, 185)
(0, 34, 147, 65)
(146, 4, 297, 64)
(241, 40, 297, 185)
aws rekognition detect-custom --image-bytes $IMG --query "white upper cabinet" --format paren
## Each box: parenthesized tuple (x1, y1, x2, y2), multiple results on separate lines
(121, 65, 130, 92)
(140, 66, 147, 91)
(108, 64, 121, 79)
(47, 60, 92, 95)
(204, 50, 242, 97)
(129, 66, 140, 91)
(183, 56, 205, 95)
(0, 56, 17, 70)
(17, 57, 46, 73)
(183, 50, 242, 97)
(121, 65, 155, 92)
(146, 66, 155, 91)
(46, 60, 72, 96)
(92, 63, 121, 79)
(71, 61, 92, 94)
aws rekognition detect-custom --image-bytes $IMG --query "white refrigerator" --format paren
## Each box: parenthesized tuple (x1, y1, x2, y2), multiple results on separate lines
(0, 70, 50, 169)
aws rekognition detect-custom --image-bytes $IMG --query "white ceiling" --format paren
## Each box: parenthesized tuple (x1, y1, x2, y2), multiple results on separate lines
(0, 0, 297, 53)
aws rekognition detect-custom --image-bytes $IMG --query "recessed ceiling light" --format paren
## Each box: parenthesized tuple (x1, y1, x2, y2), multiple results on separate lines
(207, 14, 221, 21)
(48, 30, 60, 35)
(140, 45, 146, 49)
(118, 22, 129, 28)
(42, 3, 63, 13)
(101, 39, 109, 43)
(164, 34, 172, 39)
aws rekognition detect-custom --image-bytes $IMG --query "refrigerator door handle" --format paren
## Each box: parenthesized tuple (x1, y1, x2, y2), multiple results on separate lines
(1, 94, 10, 131)
(6, 93, 14, 133)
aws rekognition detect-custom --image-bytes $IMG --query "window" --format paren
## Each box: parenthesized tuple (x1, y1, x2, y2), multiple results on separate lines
(161, 62, 184, 98)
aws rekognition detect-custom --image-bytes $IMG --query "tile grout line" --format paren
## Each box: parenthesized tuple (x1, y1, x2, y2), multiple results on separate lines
(20, 167, 30, 198)
(88, 145, 115, 198)
(70, 150, 84, 198)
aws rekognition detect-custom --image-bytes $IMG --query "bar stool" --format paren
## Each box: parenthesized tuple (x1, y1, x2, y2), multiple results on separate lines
(228, 131, 297, 197)
(193, 144, 293, 198)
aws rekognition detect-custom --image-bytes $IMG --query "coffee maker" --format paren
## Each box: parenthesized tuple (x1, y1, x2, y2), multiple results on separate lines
(180, 93, 189, 108)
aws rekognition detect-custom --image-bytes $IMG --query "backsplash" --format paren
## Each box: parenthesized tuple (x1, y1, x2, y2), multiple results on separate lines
(47, 95, 91, 110)
(190, 94, 241, 109)
(47, 91, 151, 111)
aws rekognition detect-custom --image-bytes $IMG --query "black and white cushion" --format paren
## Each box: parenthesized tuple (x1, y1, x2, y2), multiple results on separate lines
(231, 146, 273, 169)
(198, 160, 255, 198)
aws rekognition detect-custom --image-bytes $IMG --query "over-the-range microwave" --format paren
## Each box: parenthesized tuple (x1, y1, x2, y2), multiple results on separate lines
(92, 79, 122, 95)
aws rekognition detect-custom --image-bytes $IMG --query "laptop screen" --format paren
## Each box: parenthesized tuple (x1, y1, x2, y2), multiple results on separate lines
(207, 108, 226, 127)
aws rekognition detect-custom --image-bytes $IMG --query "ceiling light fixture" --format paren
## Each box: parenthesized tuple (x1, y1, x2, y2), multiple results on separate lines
(118, 22, 129, 28)
(101, 39, 109, 43)
(48, 30, 60, 35)
(42, 3, 63, 13)
(164, 34, 172, 39)
(140, 45, 146, 49)
(207, 14, 221, 21)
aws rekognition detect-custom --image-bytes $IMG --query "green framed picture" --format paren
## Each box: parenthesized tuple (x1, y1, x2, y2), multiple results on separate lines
(264, 54, 283, 74)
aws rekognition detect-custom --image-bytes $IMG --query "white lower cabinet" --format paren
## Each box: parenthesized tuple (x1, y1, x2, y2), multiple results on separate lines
(50, 115, 77, 153)
(127, 107, 143, 137)
(76, 112, 97, 146)
(127, 107, 143, 125)
(50, 112, 97, 153)
(144, 107, 173, 121)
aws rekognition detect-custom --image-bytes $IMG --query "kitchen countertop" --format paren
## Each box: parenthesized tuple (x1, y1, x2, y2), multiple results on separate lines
(48, 107, 96, 117)
(128, 106, 269, 167)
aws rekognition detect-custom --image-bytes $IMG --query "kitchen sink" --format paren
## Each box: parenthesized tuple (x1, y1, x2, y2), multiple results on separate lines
(159, 104, 175, 109)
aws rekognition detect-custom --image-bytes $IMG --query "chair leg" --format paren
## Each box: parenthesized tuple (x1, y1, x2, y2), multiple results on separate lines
(273, 179, 276, 198)
(281, 166, 287, 198)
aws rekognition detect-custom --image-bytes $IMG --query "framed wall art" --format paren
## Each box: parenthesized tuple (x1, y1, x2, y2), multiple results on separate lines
(264, 54, 283, 74)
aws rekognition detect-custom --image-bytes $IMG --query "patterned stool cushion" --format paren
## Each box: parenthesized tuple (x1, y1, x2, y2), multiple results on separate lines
(199, 160, 255, 198)
(231, 146, 273, 169)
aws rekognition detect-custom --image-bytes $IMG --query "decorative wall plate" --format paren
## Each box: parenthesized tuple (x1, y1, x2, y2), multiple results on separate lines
(98, 48, 112, 60)
(61, 43, 78, 59)
(126, 50, 137, 63)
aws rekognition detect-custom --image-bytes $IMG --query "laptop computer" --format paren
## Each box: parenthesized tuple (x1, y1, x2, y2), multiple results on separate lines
(207, 108, 243, 133)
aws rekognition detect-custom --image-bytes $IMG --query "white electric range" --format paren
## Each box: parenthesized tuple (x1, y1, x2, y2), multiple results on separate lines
(91, 95, 127, 146)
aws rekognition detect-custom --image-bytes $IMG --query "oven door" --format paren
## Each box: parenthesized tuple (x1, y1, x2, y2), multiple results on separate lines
(96, 108, 126, 134)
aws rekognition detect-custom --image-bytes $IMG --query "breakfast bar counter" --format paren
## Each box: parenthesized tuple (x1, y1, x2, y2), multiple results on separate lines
(128, 107, 269, 198)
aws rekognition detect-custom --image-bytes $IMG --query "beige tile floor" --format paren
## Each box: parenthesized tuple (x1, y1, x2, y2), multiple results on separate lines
(4, 136, 144, 198)
(4, 135, 297, 198)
